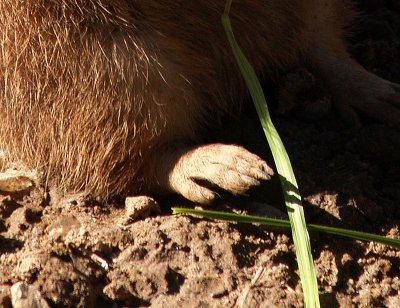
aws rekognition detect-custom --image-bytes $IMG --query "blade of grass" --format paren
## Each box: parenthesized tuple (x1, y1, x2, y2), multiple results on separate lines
(172, 208, 400, 249)
(221, 1, 320, 307)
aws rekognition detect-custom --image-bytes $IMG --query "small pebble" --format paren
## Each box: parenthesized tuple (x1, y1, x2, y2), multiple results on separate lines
(0, 172, 33, 192)
(125, 196, 161, 222)
(11, 282, 49, 308)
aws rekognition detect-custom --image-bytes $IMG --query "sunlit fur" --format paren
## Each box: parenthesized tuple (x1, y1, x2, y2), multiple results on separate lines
(0, 1, 353, 197)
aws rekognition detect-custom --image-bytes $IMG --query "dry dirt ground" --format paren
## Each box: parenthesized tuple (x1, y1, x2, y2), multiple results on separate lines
(1, 2, 400, 307)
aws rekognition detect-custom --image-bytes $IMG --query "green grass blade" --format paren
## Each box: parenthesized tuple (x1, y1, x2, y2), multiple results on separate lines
(173, 207, 292, 228)
(221, 1, 320, 306)
(172, 208, 400, 249)
(306, 224, 400, 248)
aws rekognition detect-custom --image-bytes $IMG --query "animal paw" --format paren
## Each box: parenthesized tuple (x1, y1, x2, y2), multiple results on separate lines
(333, 67, 400, 127)
(167, 144, 273, 204)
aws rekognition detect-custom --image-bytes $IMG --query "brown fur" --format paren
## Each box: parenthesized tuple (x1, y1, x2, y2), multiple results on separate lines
(0, 1, 399, 202)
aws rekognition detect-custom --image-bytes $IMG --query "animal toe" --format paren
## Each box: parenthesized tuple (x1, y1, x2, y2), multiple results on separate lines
(177, 178, 217, 205)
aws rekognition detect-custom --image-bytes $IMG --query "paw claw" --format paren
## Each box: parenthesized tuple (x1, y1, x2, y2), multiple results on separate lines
(248, 167, 271, 181)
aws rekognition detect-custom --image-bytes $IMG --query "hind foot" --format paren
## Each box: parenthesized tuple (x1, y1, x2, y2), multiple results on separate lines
(336, 68, 400, 127)
(316, 57, 400, 127)
(157, 144, 273, 204)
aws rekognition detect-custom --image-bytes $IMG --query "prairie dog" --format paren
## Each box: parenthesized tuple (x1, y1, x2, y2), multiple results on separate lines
(0, 1, 399, 203)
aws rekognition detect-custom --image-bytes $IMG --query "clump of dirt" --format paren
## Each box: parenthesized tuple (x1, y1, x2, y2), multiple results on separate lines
(1, 1, 400, 307)
(1, 193, 301, 307)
